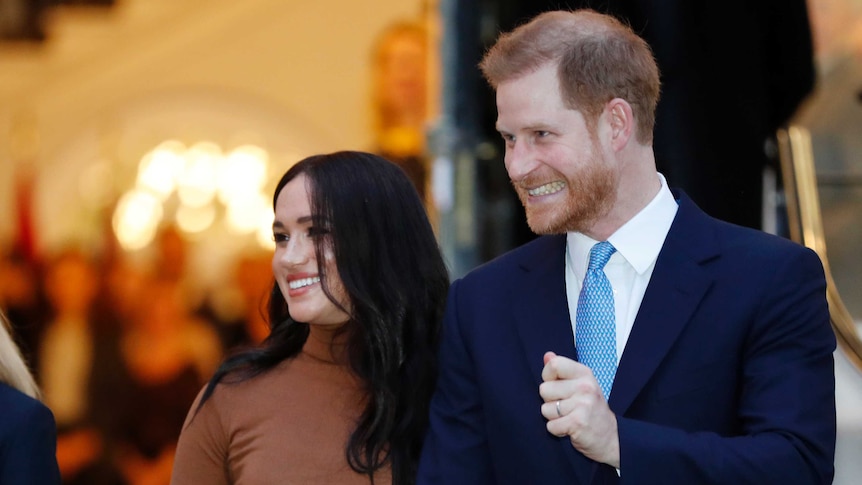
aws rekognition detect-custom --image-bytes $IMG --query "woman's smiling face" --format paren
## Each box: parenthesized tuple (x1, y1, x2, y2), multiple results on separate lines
(271, 174, 350, 327)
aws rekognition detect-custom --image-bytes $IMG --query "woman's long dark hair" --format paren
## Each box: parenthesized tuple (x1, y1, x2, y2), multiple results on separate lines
(197, 151, 450, 484)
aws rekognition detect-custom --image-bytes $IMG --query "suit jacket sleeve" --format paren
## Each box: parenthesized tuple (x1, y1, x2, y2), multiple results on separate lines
(418, 279, 497, 483)
(617, 246, 835, 484)
(0, 395, 61, 485)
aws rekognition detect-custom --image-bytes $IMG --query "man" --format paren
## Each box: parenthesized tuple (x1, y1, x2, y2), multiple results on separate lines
(490, 0, 815, 232)
(417, 10, 836, 484)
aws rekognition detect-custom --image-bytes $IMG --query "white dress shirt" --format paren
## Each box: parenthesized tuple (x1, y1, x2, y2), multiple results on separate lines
(565, 173, 678, 362)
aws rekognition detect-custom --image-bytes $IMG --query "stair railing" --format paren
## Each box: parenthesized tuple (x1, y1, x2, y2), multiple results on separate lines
(778, 125, 862, 372)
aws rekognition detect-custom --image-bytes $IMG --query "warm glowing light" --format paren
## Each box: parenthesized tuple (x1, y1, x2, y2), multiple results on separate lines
(218, 145, 269, 205)
(137, 140, 186, 200)
(177, 142, 220, 207)
(116, 139, 275, 250)
(256, 208, 276, 250)
(226, 192, 269, 234)
(176, 203, 216, 233)
(79, 159, 113, 208)
(113, 189, 163, 250)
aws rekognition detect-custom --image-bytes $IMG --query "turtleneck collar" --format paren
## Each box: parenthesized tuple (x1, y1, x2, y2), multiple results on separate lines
(301, 324, 351, 365)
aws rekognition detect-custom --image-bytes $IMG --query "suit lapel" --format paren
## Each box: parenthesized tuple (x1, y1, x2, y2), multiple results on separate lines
(512, 235, 576, 386)
(609, 193, 719, 415)
(511, 235, 601, 483)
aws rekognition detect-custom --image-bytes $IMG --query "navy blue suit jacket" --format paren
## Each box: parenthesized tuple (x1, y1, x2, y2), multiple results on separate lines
(0, 382, 61, 484)
(418, 192, 836, 484)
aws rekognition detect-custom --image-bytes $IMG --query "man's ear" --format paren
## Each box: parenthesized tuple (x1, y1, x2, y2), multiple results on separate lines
(606, 98, 634, 151)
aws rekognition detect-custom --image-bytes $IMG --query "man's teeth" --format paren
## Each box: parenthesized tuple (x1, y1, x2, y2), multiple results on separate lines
(289, 276, 320, 290)
(528, 181, 566, 196)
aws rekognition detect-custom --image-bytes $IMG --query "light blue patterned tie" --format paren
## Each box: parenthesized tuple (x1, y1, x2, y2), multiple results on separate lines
(576, 241, 617, 401)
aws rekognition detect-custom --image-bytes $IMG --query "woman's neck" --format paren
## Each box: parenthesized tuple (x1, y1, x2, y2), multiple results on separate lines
(302, 324, 350, 365)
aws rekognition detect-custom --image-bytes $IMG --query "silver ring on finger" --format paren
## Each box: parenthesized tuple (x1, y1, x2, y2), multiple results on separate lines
(555, 400, 563, 417)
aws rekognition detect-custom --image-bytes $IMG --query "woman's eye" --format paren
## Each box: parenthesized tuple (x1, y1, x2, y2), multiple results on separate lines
(273, 233, 289, 243)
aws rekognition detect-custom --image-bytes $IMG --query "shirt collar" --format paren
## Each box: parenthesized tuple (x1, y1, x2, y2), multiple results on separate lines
(566, 173, 678, 274)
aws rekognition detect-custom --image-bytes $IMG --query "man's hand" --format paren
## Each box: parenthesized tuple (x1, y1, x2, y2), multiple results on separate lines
(540, 351, 621, 468)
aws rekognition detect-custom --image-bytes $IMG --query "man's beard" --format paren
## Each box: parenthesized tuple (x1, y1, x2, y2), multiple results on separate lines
(514, 155, 617, 235)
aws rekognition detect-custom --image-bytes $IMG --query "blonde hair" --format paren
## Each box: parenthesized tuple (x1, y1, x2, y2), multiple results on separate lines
(0, 309, 41, 399)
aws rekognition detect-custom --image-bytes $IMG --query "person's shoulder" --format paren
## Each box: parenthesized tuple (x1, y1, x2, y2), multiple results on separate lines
(207, 359, 295, 405)
(0, 384, 60, 484)
(0, 383, 55, 435)
(189, 358, 301, 435)
(0, 382, 48, 415)
(442, 236, 567, 325)
(459, 235, 565, 282)
(677, 192, 816, 261)
(679, 214, 823, 285)
(710, 217, 815, 259)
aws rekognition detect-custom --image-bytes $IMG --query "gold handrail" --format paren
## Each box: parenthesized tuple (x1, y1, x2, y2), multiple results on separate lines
(777, 126, 862, 372)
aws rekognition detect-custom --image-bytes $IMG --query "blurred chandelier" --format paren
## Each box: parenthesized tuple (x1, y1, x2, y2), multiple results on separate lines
(112, 140, 274, 251)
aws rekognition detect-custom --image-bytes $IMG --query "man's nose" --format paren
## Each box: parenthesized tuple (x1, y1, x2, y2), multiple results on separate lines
(504, 141, 538, 182)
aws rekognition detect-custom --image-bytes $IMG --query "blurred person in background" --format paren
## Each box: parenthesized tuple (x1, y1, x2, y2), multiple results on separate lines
(0, 246, 49, 365)
(101, 276, 219, 485)
(39, 249, 100, 429)
(206, 252, 274, 351)
(38, 248, 122, 485)
(371, 21, 432, 206)
(172, 151, 450, 485)
(153, 224, 235, 352)
(0, 308, 61, 484)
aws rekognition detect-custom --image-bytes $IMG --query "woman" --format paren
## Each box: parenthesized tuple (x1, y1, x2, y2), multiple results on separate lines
(0, 309, 61, 484)
(171, 151, 450, 484)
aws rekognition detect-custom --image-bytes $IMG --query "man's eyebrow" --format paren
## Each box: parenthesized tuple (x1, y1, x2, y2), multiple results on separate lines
(495, 122, 553, 133)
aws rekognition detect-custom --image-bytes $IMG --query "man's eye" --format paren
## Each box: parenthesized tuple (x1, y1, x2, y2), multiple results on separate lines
(536, 131, 550, 138)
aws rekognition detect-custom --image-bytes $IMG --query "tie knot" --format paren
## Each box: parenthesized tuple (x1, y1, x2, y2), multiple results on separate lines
(588, 241, 616, 271)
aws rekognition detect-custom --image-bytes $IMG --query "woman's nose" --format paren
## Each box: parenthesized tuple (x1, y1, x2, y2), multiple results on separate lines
(279, 235, 311, 267)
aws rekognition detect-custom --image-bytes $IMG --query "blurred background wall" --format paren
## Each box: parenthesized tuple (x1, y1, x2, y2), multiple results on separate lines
(0, 0, 429, 290)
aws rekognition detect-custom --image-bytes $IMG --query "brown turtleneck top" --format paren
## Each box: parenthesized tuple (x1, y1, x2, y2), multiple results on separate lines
(170, 326, 392, 485)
